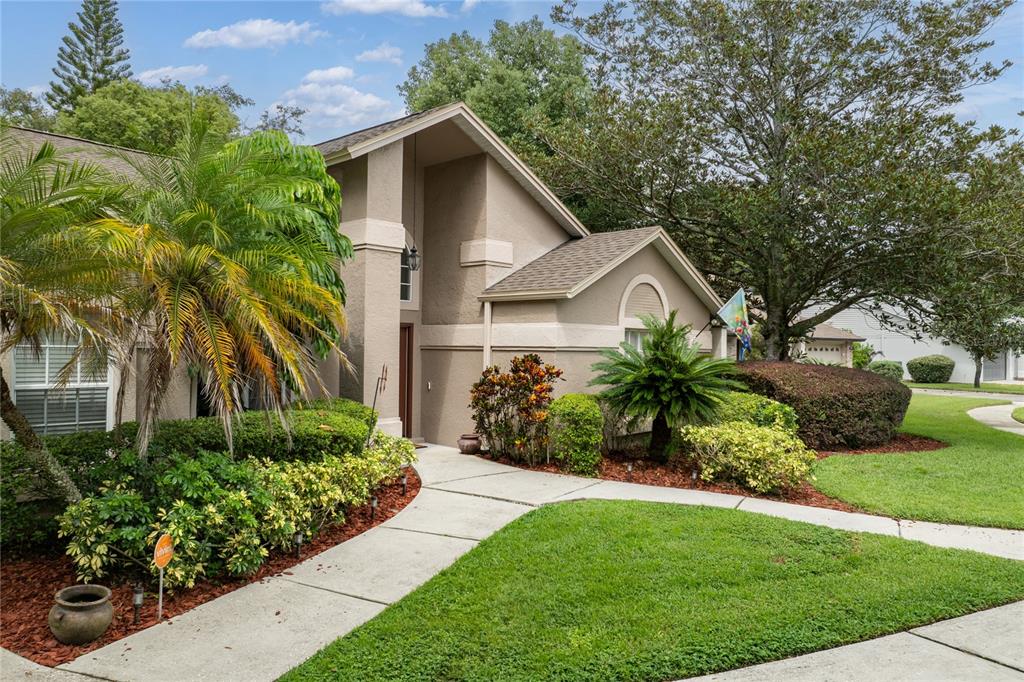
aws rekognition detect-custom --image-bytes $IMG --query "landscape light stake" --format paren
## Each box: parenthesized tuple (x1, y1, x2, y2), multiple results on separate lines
(370, 496, 378, 522)
(132, 584, 144, 625)
(364, 364, 388, 451)
(627, 462, 633, 482)
(402, 471, 408, 496)
(293, 531, 304, 559)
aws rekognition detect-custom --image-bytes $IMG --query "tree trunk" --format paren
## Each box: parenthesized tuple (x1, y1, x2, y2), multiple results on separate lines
(649, 410, 673, 463)
(762, 317, 791, 361)
(0, 371, 82, 504)
(973, 355, 983, 388)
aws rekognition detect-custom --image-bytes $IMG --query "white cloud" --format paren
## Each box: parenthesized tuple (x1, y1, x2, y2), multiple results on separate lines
(461, 0, 480, 12)
(26, 84, 47, 97)
(356, 42, 403, 65)
(322, 0, 448, 18)
(276, 68, 403, 132)
(137, 64, 209, 84)
(184, 19, 327, 49)
(303, 65, 355, 83)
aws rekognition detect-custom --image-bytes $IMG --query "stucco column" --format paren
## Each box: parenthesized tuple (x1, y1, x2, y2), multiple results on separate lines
(711, 327, 729, 359)
(336, 141, 406, 436)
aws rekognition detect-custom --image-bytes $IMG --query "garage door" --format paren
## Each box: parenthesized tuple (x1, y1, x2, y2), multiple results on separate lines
(983, 353, 1006, 381)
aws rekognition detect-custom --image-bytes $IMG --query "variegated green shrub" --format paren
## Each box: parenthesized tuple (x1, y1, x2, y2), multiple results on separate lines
(59, 433, 416, 589)
(679, 421, 816, 494)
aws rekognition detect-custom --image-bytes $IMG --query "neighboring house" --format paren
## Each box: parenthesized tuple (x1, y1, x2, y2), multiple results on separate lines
(820, 305, 1023, 382)
(1, 105, 731, 445)
(797, 324, 865, 367)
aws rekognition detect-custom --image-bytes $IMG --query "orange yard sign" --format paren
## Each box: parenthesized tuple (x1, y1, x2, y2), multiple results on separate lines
(153, 533, 174, 569)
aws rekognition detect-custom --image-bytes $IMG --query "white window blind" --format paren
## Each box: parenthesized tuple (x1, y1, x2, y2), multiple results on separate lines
(625, 329, 649, 352)
(13, 341, 110, 435)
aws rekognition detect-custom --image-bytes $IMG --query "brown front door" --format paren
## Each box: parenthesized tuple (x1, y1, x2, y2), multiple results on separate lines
(399, 324, 413, 438)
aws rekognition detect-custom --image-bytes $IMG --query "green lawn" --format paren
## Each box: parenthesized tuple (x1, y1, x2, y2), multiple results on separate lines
(1013, 407, 1024, 424)
(813, 395, 1024, 528)
(282, 501, 1024, 682)
(907, 381, 1024, 395)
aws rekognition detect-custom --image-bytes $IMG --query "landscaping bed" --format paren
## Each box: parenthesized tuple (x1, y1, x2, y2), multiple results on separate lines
(0, 469, 420, 667)
(282, 500, 1024, 682)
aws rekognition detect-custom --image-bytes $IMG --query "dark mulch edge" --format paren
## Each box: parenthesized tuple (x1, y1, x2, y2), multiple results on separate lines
(0, 469, 421, 668)
(487, 433, 948, 516)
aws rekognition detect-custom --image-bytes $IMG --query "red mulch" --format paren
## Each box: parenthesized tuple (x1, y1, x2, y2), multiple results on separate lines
(0, 469, 421, 668)
(818, 432, 947, 457)
(490, 433, 948, 516)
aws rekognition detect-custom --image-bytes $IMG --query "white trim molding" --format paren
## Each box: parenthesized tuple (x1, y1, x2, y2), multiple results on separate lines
(419, 322, 625, 351)
(460, 238, 514, 268)
(340, 218, 406, 253)
(618, 273, 670, 328)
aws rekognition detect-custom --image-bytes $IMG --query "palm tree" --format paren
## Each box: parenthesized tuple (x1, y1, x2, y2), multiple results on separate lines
(0, 128, 130, 502)
(95, 119, 352, 460)
(590, 311, 742, 461)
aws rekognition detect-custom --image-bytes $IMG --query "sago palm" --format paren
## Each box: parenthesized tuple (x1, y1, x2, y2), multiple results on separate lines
(590, 311, 742, 461)
(95, 119, 352, 460)
(0, 128, 131, 502)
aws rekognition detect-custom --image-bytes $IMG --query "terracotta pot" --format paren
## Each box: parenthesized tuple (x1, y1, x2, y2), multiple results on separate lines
(48, 585, 114, 645)
(457, 433, 481, 455)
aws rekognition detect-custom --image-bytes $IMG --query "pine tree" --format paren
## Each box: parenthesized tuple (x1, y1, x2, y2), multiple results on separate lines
(47, 0, 132, 112)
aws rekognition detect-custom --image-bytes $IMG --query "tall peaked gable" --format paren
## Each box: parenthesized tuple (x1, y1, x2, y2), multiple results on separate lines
(315, 102, 588, 239)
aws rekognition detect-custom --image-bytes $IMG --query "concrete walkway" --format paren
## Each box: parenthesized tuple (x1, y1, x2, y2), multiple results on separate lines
(913, 386, 1024, 402)
(967, 401, 1024, 437)
(3, 445, 1021, 681)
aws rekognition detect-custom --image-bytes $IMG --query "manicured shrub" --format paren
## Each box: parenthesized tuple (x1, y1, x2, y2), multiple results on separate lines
(679, 421, 816, 493)
(867, 359, 904, 382)
(0, 441, 59, 549)
(549, 394, 604, 476)
(714, 392, 799, 434)
(735, 362, 912, 449)
(59, 433, 415, 589)
(470, 354, 563, 464)
(907, 355, 955, 383)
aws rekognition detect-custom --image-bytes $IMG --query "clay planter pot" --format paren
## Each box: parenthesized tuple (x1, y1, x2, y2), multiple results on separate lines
(457, 433, 481, 455)
(48, 585, 114, 645)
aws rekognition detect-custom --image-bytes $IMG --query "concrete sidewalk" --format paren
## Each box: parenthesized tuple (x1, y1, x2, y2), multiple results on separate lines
(968, 401, 1024, 437)
(2, 444, 1020, 681)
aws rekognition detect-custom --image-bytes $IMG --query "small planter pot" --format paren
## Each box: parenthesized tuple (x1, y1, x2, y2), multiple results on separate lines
(48, 585, 114, 645)
(457, 433, 481, 455)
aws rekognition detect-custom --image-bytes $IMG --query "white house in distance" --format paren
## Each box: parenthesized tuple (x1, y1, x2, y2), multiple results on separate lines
(820, 305, 1023, 383)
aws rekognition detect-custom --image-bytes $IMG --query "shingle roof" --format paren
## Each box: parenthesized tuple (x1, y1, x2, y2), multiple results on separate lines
(315, 106, 447, 158)
(484, 227, 662, 297)
(810, 323, 865, 341)
(5, 126, 150, 177)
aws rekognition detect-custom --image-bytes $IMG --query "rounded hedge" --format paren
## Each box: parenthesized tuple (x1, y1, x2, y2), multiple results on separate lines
(715, 392, 799, 435)
(867, 359, 904, 382)
(549, 393, 604, 476)
(906, 355, 955, 383)
(735, 362, 912, 449)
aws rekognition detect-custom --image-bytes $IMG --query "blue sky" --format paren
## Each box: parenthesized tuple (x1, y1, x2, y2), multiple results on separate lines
(1, 0, 1021, 144)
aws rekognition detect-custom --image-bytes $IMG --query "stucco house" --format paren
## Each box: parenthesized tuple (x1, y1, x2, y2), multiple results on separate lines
(820, 305, 1023, 382)
(2, 105, 731, 445)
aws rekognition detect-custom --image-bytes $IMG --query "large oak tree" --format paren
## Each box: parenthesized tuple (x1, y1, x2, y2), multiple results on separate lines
(547, 0, 1015, 358)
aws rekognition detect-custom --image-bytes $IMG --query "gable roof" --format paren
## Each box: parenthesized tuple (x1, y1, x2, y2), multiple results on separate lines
(315, 102, 588, 238)
(4, 126, 150, 177)
(480, 226, 724, 312)
(809, 323, 865, 342)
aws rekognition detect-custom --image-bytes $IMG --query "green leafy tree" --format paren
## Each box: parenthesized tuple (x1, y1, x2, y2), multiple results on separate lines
(93, 119, 352, 460)
(590, 311, 742, 461)
(253, 104, 307, 137)
(400, 18, 625, 228)
(0, 128, 131, 503)
(56, 80, 249, 153)
(47, 0, 132, 113)
(0, 87, 56, 131)
(549, 0, 1016, 358)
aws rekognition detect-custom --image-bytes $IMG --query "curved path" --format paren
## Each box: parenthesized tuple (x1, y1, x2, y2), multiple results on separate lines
(6, 445, 1023, 682)
(967, 401, 1024, 437)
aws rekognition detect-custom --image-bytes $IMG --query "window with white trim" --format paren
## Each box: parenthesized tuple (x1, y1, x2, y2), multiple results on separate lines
(400, 248, 412, 302)
(625, 329, 649, 352)
(13, 340, 110, 435)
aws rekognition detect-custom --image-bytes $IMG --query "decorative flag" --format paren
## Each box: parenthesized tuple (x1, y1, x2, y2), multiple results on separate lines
(717, 289, 753, 360)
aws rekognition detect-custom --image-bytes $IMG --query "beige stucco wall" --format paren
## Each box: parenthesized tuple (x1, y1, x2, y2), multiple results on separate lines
(420, 348, 483, 446)
(484, 156, 566, 270)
